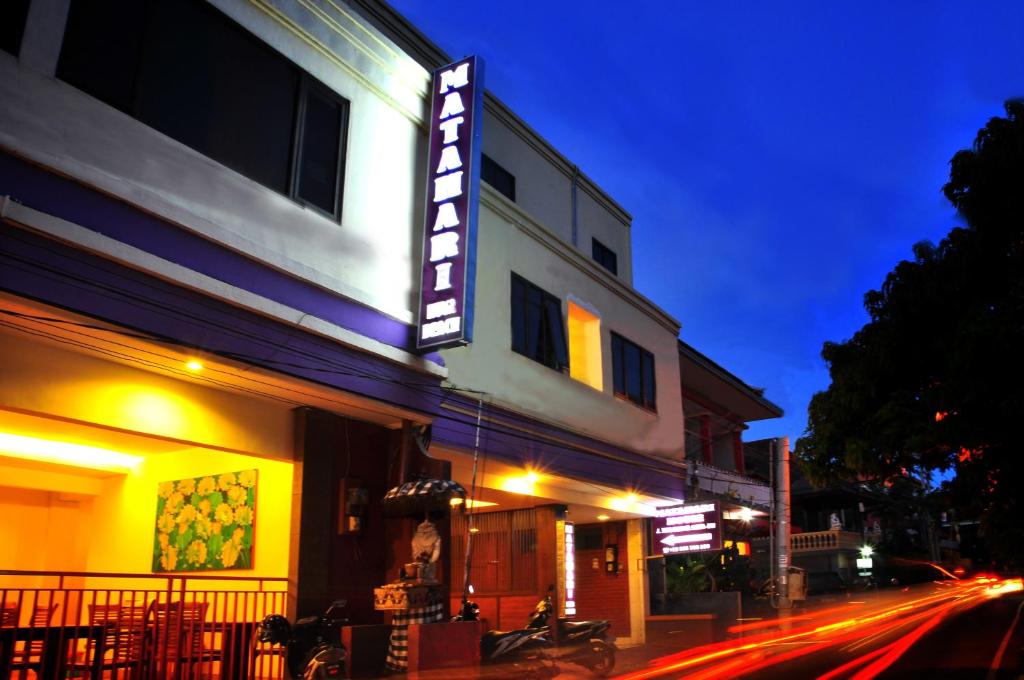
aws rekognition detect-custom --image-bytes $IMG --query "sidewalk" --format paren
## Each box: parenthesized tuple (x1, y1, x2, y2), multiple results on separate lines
(402, 617, 723, 680)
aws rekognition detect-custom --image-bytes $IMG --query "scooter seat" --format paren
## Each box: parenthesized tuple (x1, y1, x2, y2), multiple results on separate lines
(483, 628, 527, 641)
(562, 620, 595, 631)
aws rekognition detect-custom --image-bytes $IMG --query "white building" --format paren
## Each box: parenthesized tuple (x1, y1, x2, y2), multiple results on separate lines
(0, 0, 694, 655)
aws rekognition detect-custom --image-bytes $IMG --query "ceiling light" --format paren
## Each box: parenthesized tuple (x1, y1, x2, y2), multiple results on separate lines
(0, 432, 143, 473)
(185, 360, 204, 372)
(597, 514, 610, 521)
(450, 498, 497, 508)
(501, 471, 540, 495)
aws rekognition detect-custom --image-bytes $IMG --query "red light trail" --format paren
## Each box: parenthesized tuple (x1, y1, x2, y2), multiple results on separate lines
(615, 576, 1022, 680)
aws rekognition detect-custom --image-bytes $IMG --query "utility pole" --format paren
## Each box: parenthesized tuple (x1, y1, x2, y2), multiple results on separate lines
(772, 436, 792, 610)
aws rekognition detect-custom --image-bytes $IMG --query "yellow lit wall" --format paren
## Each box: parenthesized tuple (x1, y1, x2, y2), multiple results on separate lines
(0, 329, 293, 460)
(567, 301, 603, 391)
(87, 447, 293, 579)
(0, 485, 93, 588)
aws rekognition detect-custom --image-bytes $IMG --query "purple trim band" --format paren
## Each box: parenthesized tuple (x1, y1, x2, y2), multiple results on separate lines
(0, 152, 442, 365)
(0, 224, 441, 415)
(432, 393, 686, 500)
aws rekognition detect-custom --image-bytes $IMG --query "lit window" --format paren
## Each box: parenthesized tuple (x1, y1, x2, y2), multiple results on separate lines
(567, 301, 602, 390)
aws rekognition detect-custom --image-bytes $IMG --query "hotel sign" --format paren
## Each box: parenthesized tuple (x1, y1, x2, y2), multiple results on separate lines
(416, 56, 485, 350)
(653, 501, 723, 555)
(563, 521, 576, 616)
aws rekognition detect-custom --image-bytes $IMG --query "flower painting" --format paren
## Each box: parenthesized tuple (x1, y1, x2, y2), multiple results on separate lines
(153, 469, 257, 572)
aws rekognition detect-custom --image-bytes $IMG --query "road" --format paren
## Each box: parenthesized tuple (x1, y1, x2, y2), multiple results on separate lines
(615, 576, 1024, 680)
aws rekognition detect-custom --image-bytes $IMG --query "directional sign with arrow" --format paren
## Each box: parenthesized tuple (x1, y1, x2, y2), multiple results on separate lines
(651, 501, 723, 555)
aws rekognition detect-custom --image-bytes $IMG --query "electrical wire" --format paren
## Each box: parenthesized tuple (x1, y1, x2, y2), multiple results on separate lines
(2, 229, 775, 499)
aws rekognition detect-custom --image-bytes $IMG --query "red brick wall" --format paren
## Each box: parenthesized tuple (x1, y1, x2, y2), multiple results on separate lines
(572, 521, 631, 638)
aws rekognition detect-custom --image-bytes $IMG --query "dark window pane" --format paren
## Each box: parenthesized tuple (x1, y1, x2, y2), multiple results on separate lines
(612, 334, 624, 395)
(481, 154, 515, 201)
(134, 0, 298, 194)
(612, 332, 655, 410)
(625, 342, 642, 404)
(605, 249, 617, 275)
(642, 351, 656, 409)
(57, 0, 146, 112)
(511, 273, 568, 373)
(592, 238, 618, 275)
(297, 86, 343, 214)
(0, 0, 30, 56)
(544, 297, 568, 371)
(525, 287, 543, 361)
(511, 275, 526, 354)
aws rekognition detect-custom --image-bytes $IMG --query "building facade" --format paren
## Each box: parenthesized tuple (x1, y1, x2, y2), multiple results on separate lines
(1, 0, 453, 628)
(0, 0, 694, 653)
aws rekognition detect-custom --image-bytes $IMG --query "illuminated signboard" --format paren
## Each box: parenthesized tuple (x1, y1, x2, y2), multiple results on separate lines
(564, 522, 576, 616)
(416, 56, 485, 350)
(652, 501, 723, 555)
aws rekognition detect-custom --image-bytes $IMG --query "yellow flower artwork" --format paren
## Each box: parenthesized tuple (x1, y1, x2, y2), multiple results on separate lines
(153, 469, 257, 572)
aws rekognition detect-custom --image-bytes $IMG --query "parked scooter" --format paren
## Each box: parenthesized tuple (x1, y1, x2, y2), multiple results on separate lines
(454, 598, 560, 679)
(526, 593, 616, 676)
(257, 600, 348, 680)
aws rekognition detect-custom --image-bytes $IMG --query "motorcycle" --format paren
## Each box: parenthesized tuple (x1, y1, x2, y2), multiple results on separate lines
(257, 599, 348, 680)
(526, 593, 616, 677)
(454, 598, 560, 679)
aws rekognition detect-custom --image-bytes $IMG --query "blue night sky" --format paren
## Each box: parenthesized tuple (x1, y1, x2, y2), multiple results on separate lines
(389, 1, 1024, 444)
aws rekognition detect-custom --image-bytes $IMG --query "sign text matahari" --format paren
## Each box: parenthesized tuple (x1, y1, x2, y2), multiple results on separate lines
(416, 57, 484, 350)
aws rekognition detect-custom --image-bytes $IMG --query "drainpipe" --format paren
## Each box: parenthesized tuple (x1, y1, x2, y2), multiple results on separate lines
(570, 165, 579, 247)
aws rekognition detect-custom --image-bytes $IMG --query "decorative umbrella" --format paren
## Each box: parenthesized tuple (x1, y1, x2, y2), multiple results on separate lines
(381, 478, 467, 517)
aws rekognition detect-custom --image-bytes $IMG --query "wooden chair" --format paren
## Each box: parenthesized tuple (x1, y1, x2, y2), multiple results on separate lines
(0, 602, 16, 627)
(10, 603, 58, 674)
(145, 601, 220, 680)
(68, 602, 148, 678)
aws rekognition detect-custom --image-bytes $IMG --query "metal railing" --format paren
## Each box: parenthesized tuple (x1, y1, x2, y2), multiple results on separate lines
(0, 570, 288, 680)
(691, 460, 772, 507)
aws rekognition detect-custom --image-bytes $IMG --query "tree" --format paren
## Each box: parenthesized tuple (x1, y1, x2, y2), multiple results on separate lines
(797, 100, 1024, 567)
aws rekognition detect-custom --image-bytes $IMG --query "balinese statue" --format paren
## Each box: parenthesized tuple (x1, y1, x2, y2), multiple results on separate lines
(411, 519, 441, 583)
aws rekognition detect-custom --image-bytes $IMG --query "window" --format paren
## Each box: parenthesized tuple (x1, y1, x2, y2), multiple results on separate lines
(0, 0, 30, 56)
(57, 0, 347, 219)
(511, 273, 568, 372)
(611, 332, 656, 411)
(481, 153, 516, 201)
(567, 300, 602, 390)
(592, 238, 618, 275)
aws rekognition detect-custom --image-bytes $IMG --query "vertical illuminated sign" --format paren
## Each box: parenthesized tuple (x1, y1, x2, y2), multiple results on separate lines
(416, 56, 485, 350)
(564, 521, 576, 616)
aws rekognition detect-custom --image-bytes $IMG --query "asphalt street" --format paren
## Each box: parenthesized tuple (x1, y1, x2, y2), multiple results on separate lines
(614, 577, 1024, 680)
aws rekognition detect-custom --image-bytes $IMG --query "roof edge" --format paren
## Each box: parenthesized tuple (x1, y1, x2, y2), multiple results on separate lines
(678, 339, 784, 419)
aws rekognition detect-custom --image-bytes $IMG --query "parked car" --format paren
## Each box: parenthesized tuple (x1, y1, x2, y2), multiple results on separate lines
(806, 571, 849, 597)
